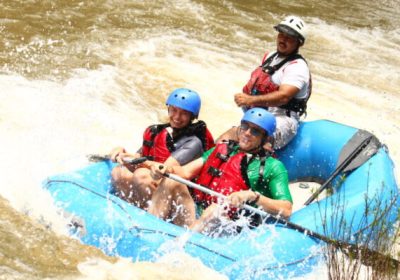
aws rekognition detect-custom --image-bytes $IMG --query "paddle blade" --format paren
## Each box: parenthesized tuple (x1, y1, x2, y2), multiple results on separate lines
(326, 237, 400, 272)
(304, 129, 381, 206)
(87, 154, 110, 162)
(86, 154, 147, 165)
(338, 130, 381, 172)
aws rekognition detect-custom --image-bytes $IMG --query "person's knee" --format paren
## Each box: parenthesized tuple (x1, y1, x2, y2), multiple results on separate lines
(111, 166, 134, 185)
(131, 168, 152, 185)
(111, 166, 122, 182)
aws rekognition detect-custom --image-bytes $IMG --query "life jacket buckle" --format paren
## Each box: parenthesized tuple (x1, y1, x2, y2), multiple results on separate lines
(207, 166, 222, 177)
(216, 152, 229, 162)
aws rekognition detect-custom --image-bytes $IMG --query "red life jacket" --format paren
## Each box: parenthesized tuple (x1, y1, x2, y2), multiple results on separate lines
(194, 141, 250, 205)
(243, 54, 279, 96)
(141, 121, 214, 163)
(243, 52, 312, 116)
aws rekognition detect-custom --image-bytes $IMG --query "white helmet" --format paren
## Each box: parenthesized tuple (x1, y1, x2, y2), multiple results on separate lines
(274, 16, 307, 45)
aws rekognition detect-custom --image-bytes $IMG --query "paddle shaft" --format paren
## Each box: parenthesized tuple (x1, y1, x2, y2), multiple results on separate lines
(164, 172, 400, 268)
(304, 135, 374, 205)
(165, 173, 332, 234)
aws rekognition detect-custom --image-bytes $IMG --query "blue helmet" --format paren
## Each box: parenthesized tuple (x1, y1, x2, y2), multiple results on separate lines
(166, 88, 201, 117)
(241, 107, 276, 136)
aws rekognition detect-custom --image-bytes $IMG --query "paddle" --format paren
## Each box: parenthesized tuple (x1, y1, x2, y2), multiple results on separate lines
(304, 130, 381, 205)
(87, 154, 148, 165)
(162, 171, 400, 270)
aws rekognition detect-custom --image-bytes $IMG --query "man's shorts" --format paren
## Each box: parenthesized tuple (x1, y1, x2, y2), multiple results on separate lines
(273, 110, 300, 150)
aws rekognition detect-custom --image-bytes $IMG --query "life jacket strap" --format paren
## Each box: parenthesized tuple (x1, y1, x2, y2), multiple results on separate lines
(144, 124, 170, 148)
(143, 140, 154, 147)
(261, 52, 303, 75)
(257, 155, 267, 186)
(206, 140, 237, 179)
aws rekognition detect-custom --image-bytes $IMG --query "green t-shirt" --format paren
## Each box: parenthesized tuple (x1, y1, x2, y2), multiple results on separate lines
(201, 146, 292, 203)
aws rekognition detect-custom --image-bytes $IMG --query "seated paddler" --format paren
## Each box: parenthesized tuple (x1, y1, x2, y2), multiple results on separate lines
(148, 107, 292, 232)
(109, 88, 214, 210)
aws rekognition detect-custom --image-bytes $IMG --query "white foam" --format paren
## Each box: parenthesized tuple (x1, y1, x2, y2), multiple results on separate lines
(0, 70, 155, 234)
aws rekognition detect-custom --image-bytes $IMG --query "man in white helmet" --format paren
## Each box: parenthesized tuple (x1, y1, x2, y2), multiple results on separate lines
(218, 16, 312, 150)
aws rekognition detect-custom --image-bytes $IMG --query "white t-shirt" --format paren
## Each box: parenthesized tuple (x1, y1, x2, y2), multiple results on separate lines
(265, 52, 310, 100)
(262, 52, 311, 148)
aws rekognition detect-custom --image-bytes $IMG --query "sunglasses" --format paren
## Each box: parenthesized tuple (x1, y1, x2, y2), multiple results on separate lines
(239, 122, 265, 137)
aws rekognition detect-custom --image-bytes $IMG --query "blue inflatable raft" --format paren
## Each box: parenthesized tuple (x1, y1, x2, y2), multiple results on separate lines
(43, 120, 399, 279)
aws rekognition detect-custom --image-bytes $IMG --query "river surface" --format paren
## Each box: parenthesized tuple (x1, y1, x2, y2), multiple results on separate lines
(1, 1, 399, 279)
